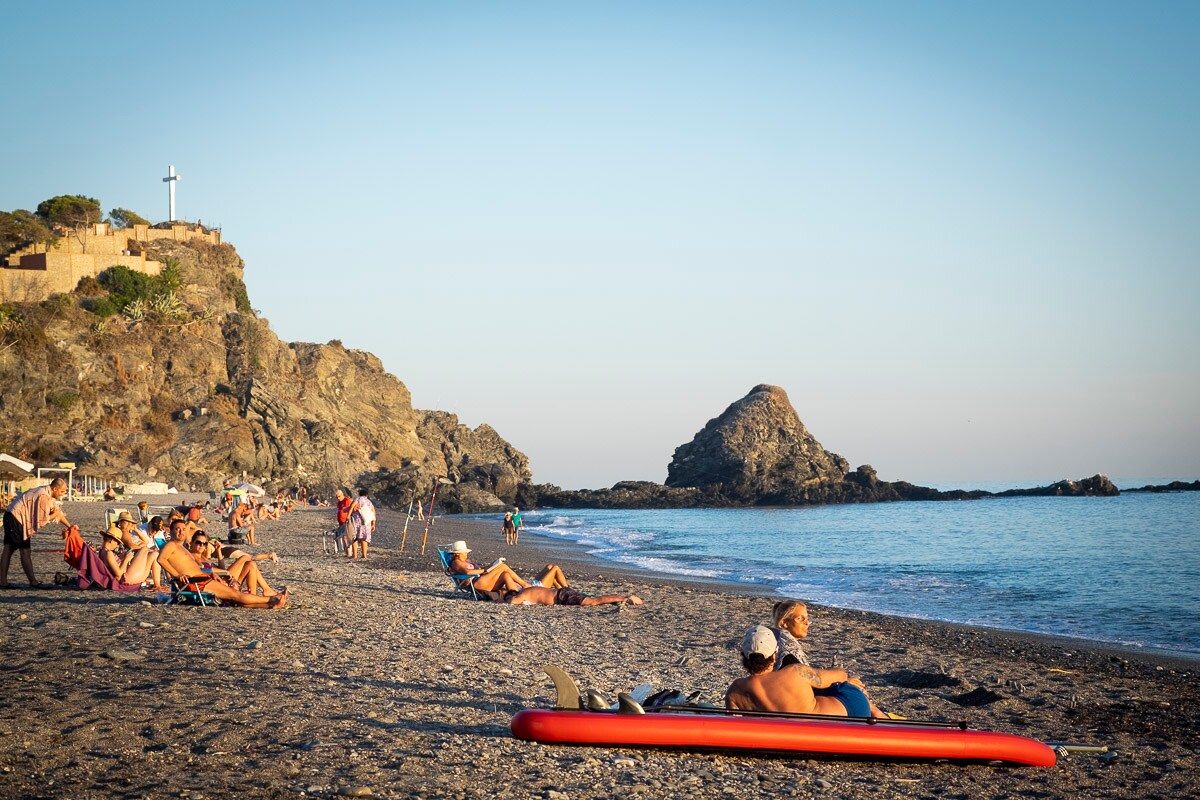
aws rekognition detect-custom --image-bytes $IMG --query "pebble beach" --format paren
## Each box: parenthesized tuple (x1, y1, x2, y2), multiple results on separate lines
(0, 498, 1195, 800)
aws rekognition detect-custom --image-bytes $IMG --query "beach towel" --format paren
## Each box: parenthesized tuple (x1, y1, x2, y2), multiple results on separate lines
(63, 527, 140, 592)
(62, 525, 87, 569)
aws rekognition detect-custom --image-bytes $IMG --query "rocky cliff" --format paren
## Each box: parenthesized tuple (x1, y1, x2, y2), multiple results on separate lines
(534, 384, 1119, 508)
(0, 236, 530, 511)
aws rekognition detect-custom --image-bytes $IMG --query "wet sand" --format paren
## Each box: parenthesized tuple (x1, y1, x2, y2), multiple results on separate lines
(0, 497, 1194, 799)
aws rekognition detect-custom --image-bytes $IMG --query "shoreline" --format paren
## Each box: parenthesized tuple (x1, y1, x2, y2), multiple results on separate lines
(466, 514, 1200, 669)
(0, 498, 1194, 799)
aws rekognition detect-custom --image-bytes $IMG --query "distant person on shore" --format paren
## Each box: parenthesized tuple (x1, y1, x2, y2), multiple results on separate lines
(445, 540, 569, 596)
(502, 512, 516, 545)
(137, 501, 150, 523)
(2, 478, 71, 589)
(511, 507, 523, 544)
(504, 585, 643, 607)
(726, 626, 886, 718)
(103, 486, 116, 501)
(346, 488, 375, 560)
(334, 489, 352, 554)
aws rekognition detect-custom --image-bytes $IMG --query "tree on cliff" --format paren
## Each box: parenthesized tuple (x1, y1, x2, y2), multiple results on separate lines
(36, 195, 103, 230)
(0, 209, 58, 257)
(109, 207, 150, 228)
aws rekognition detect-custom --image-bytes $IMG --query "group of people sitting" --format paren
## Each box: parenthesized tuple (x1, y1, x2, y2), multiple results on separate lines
(444, 540, 642, 607)
(725, 600, 889, 719)
(52, 486, 289, 609)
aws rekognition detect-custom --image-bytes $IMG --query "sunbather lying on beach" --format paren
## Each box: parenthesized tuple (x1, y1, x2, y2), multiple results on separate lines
(726, 626, 885, 718)
(503, 586, 643, 607)
(157, 523, 287, 609)
(446, 540, 569, 595)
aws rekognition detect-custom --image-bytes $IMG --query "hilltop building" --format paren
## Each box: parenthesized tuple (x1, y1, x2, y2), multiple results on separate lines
(1, 222, 221, 302)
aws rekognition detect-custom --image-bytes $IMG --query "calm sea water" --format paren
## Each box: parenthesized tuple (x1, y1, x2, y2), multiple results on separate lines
(510, 491, 1199, 657)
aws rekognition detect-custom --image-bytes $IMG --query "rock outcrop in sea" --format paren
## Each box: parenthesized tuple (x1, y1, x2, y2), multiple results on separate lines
(534, 384, 1120, 508)
(666, 384, 850, 502)
(0, 235, 530, 511)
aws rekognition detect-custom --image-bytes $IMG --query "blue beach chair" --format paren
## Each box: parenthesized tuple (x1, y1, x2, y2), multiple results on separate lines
(437, 545, 482, 600)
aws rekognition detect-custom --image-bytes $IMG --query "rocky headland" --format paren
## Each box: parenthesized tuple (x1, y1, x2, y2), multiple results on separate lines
(0, 234, 532, 511)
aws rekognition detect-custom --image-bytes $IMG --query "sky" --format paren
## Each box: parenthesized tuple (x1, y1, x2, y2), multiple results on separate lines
(2, 1, 1198, 489)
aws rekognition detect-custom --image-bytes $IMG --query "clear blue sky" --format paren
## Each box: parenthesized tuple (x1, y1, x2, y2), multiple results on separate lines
(3, 1, 1197, 488)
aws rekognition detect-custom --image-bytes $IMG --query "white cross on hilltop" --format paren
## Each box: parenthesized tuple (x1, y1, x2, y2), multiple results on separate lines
(162, 164, 181, 221)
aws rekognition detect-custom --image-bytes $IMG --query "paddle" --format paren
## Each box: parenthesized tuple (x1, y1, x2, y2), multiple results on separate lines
(641, 702, 971, 730)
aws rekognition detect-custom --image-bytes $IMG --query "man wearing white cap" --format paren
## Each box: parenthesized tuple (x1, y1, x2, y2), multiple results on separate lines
(725, 625, 885, 718)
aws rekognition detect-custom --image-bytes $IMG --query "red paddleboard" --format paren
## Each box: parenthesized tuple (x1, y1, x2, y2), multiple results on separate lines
(511, 709, 1056, 767)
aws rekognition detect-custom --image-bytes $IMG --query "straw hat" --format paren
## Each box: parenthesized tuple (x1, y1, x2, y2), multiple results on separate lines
(448, 540, 471, 554)
(115, 511, 137, 525)
(102, 524, 124, 542)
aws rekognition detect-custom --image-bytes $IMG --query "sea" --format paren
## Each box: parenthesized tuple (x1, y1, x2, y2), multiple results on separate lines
(498, 482, 1200, 658)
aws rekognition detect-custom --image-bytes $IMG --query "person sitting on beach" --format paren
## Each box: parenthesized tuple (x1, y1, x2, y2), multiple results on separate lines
(228, 501, 256, 546)
(504, 585, 643, 607)
(445, 540, 569, 597)
(770, 600, 814, 668)
(257, 501, 281, 521)
(103, 486, 117, 501)
(726, 626, 885, 718)
(186, 502, 209, 526)
(111, 510, 153, 551)
(99, 521, 164, 591)
(186, 532, 280, 597)
(157, 522, 287, 609)
(196, 534, 279, 568)
(140, 516, 167, 549)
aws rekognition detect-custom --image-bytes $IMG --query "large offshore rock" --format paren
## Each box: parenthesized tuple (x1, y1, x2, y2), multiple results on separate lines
(666, 384, 850, 503)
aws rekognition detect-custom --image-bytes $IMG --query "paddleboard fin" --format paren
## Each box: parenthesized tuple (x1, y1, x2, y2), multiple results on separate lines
(617, 692, 646, 715)
(544, 665, 582, 710)
(586, 689, 612, 711)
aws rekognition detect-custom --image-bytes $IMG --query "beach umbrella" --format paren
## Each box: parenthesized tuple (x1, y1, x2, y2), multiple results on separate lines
(0, 461, 32, 481)
(233, 482, 266, 496)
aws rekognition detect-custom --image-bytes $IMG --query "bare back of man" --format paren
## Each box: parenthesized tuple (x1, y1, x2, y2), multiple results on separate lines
(726, 664, 850, 716)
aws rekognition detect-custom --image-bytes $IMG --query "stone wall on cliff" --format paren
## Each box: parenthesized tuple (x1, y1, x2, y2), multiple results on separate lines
(0, 237, 531, 511)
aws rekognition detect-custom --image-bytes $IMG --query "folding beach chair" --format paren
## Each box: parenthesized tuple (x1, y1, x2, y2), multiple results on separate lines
(437, 545, 482, 600)
(169, 575, 218, 606)
(158, 556, 218, 606)
(322, 527, 345, 555)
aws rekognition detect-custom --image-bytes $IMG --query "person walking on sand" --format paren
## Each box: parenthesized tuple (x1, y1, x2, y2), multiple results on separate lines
(502, 512, 516, 545)
(2, 478, 71, 589)
(511, 507, 523, 544)
(346, 489, 375, 560)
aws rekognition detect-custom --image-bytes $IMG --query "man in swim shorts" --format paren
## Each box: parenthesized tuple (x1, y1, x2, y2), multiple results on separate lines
(725, 625, 885, 718)
(504, 585, 643, 607)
